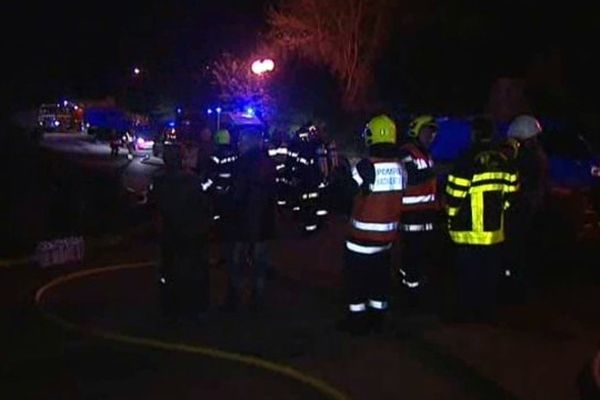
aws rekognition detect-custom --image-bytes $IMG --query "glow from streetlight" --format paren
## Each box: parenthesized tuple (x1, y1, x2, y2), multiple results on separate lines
(251, 59, 275, 75)
(216, 107, 222, 113)
(262, 59, 274, 72)
(133, 67, 141, 75)
(207, 108, 213, 115)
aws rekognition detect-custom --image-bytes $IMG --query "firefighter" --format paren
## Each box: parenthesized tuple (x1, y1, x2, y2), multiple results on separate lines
(337, 115, 407, 335)
(397, 115, 440, 309)
(268, 130, 292, 209)
(123, 130, 135, 160)
(503, 115, 548, 300)
(149, 143, 212, 321)
(445, 116, 519, 322)
(289, 124, 328, 234)
(209, 129, 238, 223)
(109, 129, 120, 156)
(204, 129, 237, 268)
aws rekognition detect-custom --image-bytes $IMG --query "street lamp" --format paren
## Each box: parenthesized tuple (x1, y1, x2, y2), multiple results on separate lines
(251, 58, 275, 75)
(216, 107, 222, 130)
(133, 67, 141, 76)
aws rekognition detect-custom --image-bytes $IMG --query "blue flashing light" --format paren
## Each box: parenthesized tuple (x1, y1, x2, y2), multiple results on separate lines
(168, 121, 175, 127)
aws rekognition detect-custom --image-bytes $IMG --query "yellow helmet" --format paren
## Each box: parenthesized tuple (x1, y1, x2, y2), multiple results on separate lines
(408, 115, 438, 138)
(364, 114, 397, 146)
(214, 129, 231, 145)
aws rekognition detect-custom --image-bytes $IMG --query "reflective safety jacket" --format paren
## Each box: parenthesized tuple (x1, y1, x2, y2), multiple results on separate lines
(445, 144, 519, 245)
(399, 141, 438, 232)
(208, 145, 238, 195)
(347, 145, 407, 254)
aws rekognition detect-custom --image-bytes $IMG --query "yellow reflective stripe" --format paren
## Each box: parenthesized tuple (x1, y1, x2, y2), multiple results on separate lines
(469, 183, 519, 193)
(471, 190, 484, 232)
(446, 186, 468, 198)
(448, 175, 471, 188)
(472, 172, 518, 183)
(446, 206, 459, 216)
(449, 230, 504, 245)
(469, 183, 505, 193)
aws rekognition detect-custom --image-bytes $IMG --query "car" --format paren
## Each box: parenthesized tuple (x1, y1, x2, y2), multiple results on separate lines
(131, 125, 157, 152)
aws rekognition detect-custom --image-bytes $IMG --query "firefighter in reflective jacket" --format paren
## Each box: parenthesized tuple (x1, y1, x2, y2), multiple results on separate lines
(208, 129, 237, 225)
(268, 131, 291, 208)
(338, 115, 407, 335)
(288, 124, 328, 233)
(445, 116, 519, 321)
(397, 115, 440, 306)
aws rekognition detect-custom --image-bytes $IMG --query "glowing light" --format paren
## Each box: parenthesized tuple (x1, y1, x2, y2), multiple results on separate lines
(207, 108, 213, 115)
(263, 59, 274, 71)
(216, 107, 222, 113)
(251, 60, 263, 75)
(54, 121, 60, 127)
(133, 67, 141, 75)
(63, 100, 68, 106)
(176, 108, 182, 114)
(251, 59, 275, 75)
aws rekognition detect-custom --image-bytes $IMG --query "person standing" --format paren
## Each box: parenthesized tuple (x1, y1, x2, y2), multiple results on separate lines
(397, 115, 440, 309)
(503, 115, 548, 298)
(338, 114, 407, 335)
(445, 116, 519, 322)
(150, 143, 213, 321)
(221, 128, 277, 312)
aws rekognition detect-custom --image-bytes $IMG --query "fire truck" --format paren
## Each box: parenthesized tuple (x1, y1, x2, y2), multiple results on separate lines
(37, 101, 84, 132)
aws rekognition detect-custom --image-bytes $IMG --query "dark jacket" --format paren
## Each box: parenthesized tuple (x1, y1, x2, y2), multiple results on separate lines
(230, 148, 277, 241)
(513, 140, 549, 214)
(151, 169, 212, 241)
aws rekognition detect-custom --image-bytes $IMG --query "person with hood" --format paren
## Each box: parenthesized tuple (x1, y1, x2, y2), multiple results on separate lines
(221, 128, 277, 311)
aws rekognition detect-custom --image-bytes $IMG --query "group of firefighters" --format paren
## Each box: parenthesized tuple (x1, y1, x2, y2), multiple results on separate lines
(147, 112, 550, 337)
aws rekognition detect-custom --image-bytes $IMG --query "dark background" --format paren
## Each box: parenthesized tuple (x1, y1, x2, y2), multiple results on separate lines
(6, 0, 600, 120)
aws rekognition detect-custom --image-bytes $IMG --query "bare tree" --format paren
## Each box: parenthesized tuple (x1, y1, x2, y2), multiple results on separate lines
(268, 0, 394, 110)
(210, 52, 276, 121)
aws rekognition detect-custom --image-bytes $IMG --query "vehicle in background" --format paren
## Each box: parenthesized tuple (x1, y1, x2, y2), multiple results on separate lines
(84, 107, 130, 141)
(131, 123, 157, 152)
(218, 109, 267, 149)
(37, 101, 84, 132)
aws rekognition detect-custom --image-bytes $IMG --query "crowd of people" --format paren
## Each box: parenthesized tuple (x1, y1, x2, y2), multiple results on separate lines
(144, 113, 550, 337)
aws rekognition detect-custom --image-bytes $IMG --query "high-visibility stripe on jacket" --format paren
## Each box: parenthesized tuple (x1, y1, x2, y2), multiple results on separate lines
(347, 157, 406, 252)
(399, 141, 438, 232)
(210, 146, 238, 194)
(446, 146, 519, 245)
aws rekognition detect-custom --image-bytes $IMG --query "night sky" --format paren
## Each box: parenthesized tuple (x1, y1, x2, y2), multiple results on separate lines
(8, 0, 599, 115)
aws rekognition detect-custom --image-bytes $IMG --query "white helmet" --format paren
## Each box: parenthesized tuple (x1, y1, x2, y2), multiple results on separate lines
(507, 115, 542, 140)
